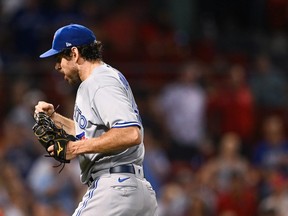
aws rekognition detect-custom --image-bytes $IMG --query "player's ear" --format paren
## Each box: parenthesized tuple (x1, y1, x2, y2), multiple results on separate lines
(71, 47, 80, 62)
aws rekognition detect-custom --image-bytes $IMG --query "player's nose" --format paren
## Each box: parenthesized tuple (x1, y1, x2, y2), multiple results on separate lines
(55, 62, 61, 71)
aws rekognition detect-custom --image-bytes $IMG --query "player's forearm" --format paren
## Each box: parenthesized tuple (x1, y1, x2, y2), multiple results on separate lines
(70, 126, 141, 155)
(52, 112, 76, 136)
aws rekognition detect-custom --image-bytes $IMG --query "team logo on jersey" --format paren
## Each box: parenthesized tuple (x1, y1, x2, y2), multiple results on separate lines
(76, 132, 86, 140)
(74, 106, 87, 129)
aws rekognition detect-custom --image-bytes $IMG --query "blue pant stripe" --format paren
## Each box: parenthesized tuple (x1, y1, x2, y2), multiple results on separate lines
(76, 179, 99, 216)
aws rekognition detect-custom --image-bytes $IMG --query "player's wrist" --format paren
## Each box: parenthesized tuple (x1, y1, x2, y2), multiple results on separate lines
(50, 111, 57, 119)
(51, 112, 63, 129)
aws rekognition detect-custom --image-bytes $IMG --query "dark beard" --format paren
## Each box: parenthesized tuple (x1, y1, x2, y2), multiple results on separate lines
(68, 69, 82, 85)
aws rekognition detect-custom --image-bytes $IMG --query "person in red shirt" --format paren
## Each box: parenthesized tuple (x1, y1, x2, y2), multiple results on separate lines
(207, 63, 255, 153)
(216, 171, 258, 216)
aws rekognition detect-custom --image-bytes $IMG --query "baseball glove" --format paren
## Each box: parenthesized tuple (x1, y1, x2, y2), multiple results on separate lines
(32, 112, 76, 166)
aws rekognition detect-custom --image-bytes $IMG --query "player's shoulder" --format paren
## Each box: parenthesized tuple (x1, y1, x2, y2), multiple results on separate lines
(94, 63, 123, 80)
(81, 63, 123, 91)
(91, 63, 116, 76)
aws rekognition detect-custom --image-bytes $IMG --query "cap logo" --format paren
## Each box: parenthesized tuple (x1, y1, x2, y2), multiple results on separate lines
(66, 42, 72, 47)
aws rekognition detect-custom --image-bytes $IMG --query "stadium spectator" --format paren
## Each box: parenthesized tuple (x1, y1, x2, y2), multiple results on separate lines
(157, 61, 207, 164)
(200, 132, 250, 193)
(249, 53, 288, 121)
(207, 63, 255, 147)
(252, 115, 288, 175)
(215, 171, 258, 216)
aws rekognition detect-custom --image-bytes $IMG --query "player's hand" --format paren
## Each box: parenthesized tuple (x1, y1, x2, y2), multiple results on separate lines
(47, 141, 77, 160)
(34, 101, 55, 117)
(47, 144, 54, 155)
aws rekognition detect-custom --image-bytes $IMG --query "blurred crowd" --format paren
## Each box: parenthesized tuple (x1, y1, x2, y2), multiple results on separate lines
(1, 0, 288, 216)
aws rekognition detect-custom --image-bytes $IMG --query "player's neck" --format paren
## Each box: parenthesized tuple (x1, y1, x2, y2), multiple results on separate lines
(79, 60, 103, 81)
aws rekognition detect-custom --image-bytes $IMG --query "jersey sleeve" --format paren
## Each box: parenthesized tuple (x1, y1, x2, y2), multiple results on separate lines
(92, 85, 141, 129)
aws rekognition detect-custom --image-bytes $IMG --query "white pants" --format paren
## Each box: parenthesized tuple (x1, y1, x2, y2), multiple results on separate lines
(73, 171, 158, 216)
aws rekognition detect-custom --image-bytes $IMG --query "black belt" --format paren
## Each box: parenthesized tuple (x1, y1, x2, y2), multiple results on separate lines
(88, 164, 135, 186)
(110, 164, 135, 174)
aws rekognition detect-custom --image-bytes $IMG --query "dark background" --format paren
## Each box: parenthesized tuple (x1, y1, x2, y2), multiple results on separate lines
(1, 0, 288, 215)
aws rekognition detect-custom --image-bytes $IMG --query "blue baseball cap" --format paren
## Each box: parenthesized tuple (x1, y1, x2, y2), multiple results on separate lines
(40, 24, 96, 58)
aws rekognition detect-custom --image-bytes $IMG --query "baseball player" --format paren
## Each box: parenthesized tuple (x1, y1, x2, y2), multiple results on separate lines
(34, 24, 158, 215)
